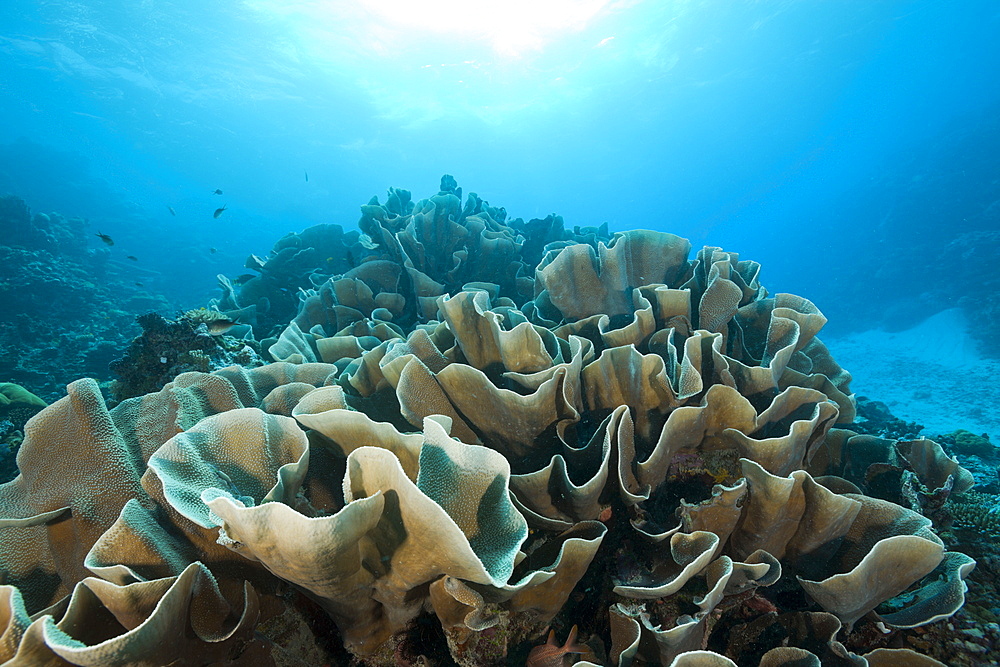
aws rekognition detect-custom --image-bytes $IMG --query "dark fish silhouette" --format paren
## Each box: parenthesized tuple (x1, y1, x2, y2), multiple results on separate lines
(304, 169, 309, 182)
(212, 189, 223, 195)
(126, 255, 138, 261)
(167, 206, 176, 216)
(206, 319, 238, 336)
(134, 281, 144, 287)
(95, 232, 114, 246)
(213, 205, 227, 219)
(210, 247, 218, 254)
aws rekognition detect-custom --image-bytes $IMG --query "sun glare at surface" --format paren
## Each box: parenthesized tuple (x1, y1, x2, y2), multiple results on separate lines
(239, 0, 654, 125)
(360, 0, 613, 56)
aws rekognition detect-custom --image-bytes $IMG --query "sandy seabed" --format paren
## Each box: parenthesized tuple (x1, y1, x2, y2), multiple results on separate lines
(825, 308, 1000, 441)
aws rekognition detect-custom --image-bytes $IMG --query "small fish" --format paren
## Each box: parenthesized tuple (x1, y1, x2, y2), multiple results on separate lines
(95, 232, 114, 246)
(213, 205, 227, 219)
(134, 281, 144, 287)
(212, 189, 223, 195)
(304, 169, 309, 182)
(167, 206, 176, 216)
(126, 255, 138, 261)
(235, 273, 256, 285)
(206, 319, 237, 336)
(526, 626, 585, 667)
(210, 247, 218, 254)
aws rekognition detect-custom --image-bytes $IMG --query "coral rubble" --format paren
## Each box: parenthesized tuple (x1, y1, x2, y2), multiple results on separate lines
(0, 179, 980, 666)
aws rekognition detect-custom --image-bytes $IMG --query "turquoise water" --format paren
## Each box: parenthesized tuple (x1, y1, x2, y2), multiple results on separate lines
(2, 1, 998, 320)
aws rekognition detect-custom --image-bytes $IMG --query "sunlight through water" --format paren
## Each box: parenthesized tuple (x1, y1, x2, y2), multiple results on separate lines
(359, 0, 614, 56)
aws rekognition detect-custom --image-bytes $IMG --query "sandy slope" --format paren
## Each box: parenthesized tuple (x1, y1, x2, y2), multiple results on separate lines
(824, 308, 1000, 440)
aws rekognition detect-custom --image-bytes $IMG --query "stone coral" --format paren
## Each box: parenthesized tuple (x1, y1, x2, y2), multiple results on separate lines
(0, 179, 978, 665)
(947, 490, 1000, 535)
(109, 311, 263, 402)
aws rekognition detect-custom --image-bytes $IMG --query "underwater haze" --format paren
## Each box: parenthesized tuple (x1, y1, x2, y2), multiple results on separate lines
(2, 1, 998, 312)
(4, 1, 1000, 665)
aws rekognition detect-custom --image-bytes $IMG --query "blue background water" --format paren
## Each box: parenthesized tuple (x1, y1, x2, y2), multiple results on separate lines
(2, 0, 999, 328)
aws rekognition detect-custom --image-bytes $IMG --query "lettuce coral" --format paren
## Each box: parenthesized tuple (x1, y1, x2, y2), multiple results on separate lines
(0, 179, 977, 666)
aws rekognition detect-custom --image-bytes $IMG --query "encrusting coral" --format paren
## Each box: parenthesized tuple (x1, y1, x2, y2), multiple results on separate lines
(0, 178, 978, 666)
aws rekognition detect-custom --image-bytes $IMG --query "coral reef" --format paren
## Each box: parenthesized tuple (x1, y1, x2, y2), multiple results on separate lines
(0, 194, 89, 254)
(931, 430, 1000, 496)
(943, 429, 996, 457)
(851, 395, 924, 440)
(0, 179, 982, 666)
(109, 311, 264, 403)
(213, 222, 374, 338)
(920, 480, 1000, 664)
(214, 175, 611, 341)
(0, 195, 174, 402)
(948, 491, 1000, 536)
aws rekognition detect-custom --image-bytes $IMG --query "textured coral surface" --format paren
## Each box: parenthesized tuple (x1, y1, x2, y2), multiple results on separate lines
(0, 179, 984, 666)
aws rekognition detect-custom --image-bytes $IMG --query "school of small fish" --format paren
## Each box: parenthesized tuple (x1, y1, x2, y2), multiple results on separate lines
(85, 169, 307, 296)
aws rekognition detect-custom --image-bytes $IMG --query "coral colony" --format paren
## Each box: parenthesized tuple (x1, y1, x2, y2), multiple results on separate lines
(0, 178, 980, 665)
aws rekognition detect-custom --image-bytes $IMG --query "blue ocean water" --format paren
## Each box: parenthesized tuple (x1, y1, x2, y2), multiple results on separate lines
(3, 1, 997, 317)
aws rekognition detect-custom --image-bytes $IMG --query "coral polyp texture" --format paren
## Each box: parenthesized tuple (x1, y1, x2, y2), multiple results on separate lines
(0, 178, 976, 666)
